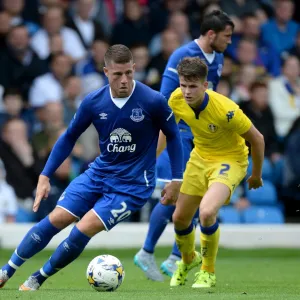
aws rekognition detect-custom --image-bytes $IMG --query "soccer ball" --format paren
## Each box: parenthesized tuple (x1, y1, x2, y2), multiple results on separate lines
(86, 254, 125, 292)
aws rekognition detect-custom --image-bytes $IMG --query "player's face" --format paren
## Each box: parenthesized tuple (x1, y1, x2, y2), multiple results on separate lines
(210, 25, 233, 53)
(104, 61, 135, 98)
(179, 77, 208, 108)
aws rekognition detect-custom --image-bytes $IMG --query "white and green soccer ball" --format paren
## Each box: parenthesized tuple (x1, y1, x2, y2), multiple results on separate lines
(86, 255, 125, 292)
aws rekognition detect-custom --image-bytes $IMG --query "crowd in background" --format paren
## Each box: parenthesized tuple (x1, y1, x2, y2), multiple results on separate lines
(0, 0, 300, 224)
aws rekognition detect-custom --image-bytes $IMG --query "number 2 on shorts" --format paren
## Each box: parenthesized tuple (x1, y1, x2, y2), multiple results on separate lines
(219, 164, 230, 175)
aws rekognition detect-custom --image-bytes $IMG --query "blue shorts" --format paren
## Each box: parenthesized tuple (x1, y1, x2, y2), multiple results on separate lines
(56, 172, 147, 231)
(157, 130, 194, 182)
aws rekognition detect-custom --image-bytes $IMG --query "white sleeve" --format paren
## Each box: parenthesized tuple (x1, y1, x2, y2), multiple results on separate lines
(30, 30, 49, 60)
(3, 184, 18, 216)
(64, 29, 86, 60)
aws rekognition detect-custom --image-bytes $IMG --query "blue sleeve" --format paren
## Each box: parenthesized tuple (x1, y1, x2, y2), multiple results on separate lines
(160, 50, 183, 99)
(155, 94, 183, 180)
(41, 95, 93, 177)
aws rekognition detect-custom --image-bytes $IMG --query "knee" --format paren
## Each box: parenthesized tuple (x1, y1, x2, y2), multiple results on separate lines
(172, 210, 190, 230)
(199, 207, 216, 225)
(76, 210, 106, 238)
(49, 207, 77, 229)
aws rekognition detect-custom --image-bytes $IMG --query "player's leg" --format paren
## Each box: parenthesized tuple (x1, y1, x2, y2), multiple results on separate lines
(160, 210, 198, 277)
(20, 209, 105, 291)
(160, 131, 195, 276)
(134, 201, 175, 281)
(192, 182, 229, 288)
(20, 192, 147, 290)
(18, 173, 101, 291)
(193, 161, 248, 288)
(170, 192, 202, 286)
(0, 207, 76, 288)
(134, 149, 172, 281)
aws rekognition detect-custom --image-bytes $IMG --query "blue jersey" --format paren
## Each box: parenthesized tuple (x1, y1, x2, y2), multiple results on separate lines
(42, 81, 183, 199)
(160, 40, 224, 132)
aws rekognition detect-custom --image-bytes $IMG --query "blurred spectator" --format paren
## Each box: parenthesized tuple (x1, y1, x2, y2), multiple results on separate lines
(35, 127, 72, 220)
(1, 0, 39, 35)
(0, 11, 11, 49)
(220, 0, 263, 34)
(0, 25, 48, 101)
(235, 38, 267, 77)
(216, 78, 232, 97)
(0, 159, 18, 223)
(0, 118, 42, 206)
(221, 55, 234, 77)
(231, 64, 257, 102)
(29, 53, 72, 108)
(239, 81, 281, 161)
(261, 0, 299, 57)
(283, 117, 300, 202)
(66, 0, 106, 50)
(75, 39, 109, 96)
(131, 44, 150, 83)
(220, 0, 261, 18)
(30, 6, 86, 61)
(148, 0, 188, 36)
(32, 101, 83, 162)
(268, 55, 300, 138)
(31, 102, 64, 159)
(0, 88, 35, 136)
(147, 29, 180, 90)
(149, 11, 191, 57)
(63, 76, 83, 124)
(226, 14, 281, 76)
(111, 0, 151, 47)
(289, 30, 300, 60)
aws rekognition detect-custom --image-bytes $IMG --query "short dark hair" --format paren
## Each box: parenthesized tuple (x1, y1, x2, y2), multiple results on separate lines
(3, 88, 22, 100)
(200, 10, 234, 35)
(250, 81, 267, 92)
(104, 44, 133, 66)
(177, 57, 208, 81)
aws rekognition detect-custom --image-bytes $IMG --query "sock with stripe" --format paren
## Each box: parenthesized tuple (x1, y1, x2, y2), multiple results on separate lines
(200, 222, 220, 273)
(175, 222, 195, 264)
(32, 226, 90, 286)
(1, 216, 60, 278)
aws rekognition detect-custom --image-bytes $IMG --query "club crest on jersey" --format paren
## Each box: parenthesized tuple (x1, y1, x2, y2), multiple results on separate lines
(130, 108, 144, 122)
(208, 123, 218, 133)
(217, 64, 223, 77)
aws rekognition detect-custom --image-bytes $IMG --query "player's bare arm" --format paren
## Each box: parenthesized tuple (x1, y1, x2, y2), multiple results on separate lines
(241, 124, 265, 190)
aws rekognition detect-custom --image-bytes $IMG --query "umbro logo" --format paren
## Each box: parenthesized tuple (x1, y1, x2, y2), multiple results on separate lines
(99, 113, 108, 120)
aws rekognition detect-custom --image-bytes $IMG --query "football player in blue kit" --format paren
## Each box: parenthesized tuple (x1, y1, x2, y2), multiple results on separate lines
(134, 10, 234, 281)
(0, 44, 184, 291)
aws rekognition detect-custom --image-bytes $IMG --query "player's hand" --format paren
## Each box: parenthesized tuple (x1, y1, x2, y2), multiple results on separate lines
(160, 181, 182, 205)
(247, 175, 263, 190)
(33, 175, 51, 212)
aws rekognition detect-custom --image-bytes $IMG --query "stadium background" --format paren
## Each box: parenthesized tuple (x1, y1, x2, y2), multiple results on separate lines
(0, 0, 300, 228)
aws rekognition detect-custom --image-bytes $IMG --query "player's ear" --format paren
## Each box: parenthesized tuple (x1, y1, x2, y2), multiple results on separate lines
(207, 29, 216, 41)
(204, 81, 209, 89)
(103, 67, 108, 77)
(132, 62, 136, 72)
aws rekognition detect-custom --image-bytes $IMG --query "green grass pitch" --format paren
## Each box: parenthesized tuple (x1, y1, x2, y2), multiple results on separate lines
(0, 247, 299, 300)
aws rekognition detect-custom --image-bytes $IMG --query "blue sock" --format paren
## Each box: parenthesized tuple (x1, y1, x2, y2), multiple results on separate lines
(33, 226, 90, 286)
(143, 202, 175, 253)
(171, 242, 181, 257)
(1, 216, 60, 278)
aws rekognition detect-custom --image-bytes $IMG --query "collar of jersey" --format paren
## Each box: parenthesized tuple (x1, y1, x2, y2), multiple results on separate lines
(198, 92, 209, 111)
